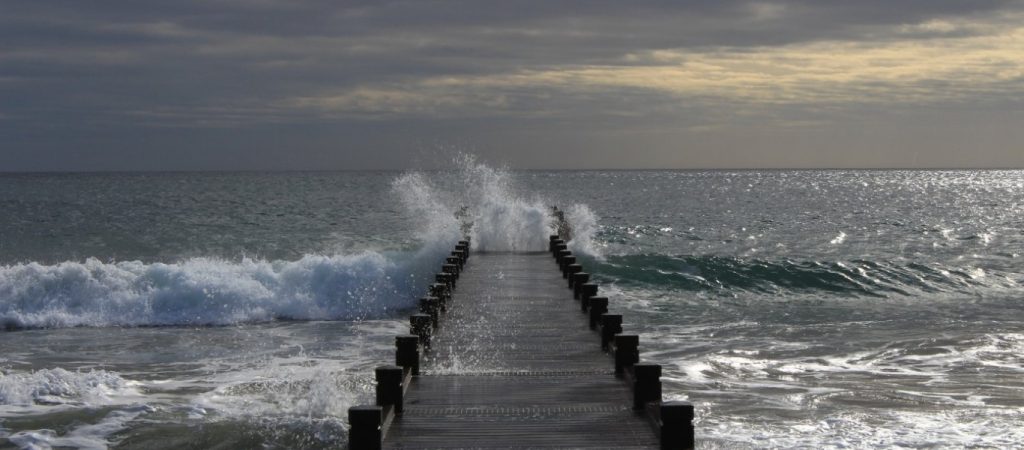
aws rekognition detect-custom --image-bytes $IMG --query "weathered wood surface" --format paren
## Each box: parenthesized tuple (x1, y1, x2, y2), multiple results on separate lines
(383, 252, 658, 449)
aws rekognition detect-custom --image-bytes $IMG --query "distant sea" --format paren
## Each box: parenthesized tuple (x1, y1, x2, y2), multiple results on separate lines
(2, 162, 1022, 448)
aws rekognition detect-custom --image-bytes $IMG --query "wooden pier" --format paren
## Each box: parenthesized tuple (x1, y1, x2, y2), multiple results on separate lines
(347, 237, 694, 449)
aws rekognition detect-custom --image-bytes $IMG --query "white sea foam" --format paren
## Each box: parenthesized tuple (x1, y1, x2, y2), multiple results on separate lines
(195, 365, 357, 421)
(0, 156, 600, 329)
(2, 404, 155, 450)
(700, 408, 1024, 449)
(0, 252, 422, 329)
(0, 368, 142, 409)
(829, 231, 847, 245)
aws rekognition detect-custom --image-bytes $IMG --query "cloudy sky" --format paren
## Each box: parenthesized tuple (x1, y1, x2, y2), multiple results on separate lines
(2, 0, 1023, 170)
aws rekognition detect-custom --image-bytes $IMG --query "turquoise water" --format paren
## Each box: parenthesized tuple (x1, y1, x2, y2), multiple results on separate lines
(1, 166, 1023, 448)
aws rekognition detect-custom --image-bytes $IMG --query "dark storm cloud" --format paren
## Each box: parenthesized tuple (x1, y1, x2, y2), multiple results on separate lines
(1, 1, 1023, 169)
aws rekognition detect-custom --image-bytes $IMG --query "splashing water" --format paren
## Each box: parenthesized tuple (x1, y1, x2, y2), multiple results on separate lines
(451, 156, 553, 252)
(564, 204, 602, 259)
(392, 155, 601, 255)
(0, 158, 600, 330)
(0, 368, 140, 408)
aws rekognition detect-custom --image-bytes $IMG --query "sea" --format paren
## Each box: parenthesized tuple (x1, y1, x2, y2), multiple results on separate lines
(1, 160, 1022, 449)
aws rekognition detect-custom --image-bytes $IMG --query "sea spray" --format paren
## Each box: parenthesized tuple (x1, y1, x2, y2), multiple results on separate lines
(454, 156, 554, 252)
(564, 204, 602, 259)
(445, 155, 600, 254)
(0, 158, 603, 329)
(389, 155, 558, 252)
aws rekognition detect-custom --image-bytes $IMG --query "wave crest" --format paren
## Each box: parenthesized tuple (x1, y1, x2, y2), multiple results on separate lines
(0, 252, 420, 329)
(596, 254, 1015, 297)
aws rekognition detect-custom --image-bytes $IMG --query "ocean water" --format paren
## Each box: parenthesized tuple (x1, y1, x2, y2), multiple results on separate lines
(1, 163, 1022, 448)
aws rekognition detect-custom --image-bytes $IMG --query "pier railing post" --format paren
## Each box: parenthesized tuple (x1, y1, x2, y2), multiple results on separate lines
(566, 264, 582, 286)
(375, 365, 405, 415)
(395, 335, 420, 375)
(633, 364, 662, 411)
(347, 405, 382, 450)
(600, 314, 622, 351)
(429, 283, 449, 311)
(580, 283, 598, 312)
(571, 272, 589, 293)
(435, 273, 453, 291)
(410, 314, 432, 349)
(442, 263, 459, 279)
(549, 235, 560, 252)
(660, 401, 695, 450)
(614, 335, 639, 376)
(589, 297, 608, 330)
(419, 297, 439, 328)
(556, 249, 570, 264)
(553, 243, 568, 257)
(450, 251, 465, 269)
(560, 256, 576, 278)
(445, 256, 462, 273)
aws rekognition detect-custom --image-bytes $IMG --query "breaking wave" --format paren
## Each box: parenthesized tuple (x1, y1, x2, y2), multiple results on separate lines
(0, 156, 600, 330)
(0, 253, 425, 329)
(595, 254, 1018, 297)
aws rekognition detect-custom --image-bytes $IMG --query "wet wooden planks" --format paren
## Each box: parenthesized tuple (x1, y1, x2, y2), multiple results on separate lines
(383, 252, 657, 449)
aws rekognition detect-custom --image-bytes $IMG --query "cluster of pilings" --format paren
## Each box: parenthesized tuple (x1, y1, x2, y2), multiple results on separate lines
(551, 235, 695, 450)
(347, 238, 471, 449)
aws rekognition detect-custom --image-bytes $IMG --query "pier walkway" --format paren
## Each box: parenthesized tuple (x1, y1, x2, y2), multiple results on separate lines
(347, 238, 694, 449)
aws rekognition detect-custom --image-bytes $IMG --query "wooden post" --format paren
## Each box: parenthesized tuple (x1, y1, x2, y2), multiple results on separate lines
(419, 297, 439, 328)
(442, 264, 459, 281)
(445, 257, 462, 272)
(572, 273, 590, 298)
(588, 297, 608, 330)
(410, 314, 432, 349)
(660, 401, 695, 450)
(450, 251, 464, 269)
(551, 240, 565, 255)
(375, 365, 405, 414)
(348, 405, 382, 450)
(600, 314, 622, 351)
(566, 264, 583, 286)
(429, 283, 449, 311)
(556, 251, 571, 268)
(614, 335, 639, 376)
(554, 246, 569, 260)
(633, 363, 662, 410)
(560, 256, 576, 277)
(549, 235, 560, 252)
(580, 283, 598, 312)
(435, 273, 452, 290)
(395, 335, 420, 375)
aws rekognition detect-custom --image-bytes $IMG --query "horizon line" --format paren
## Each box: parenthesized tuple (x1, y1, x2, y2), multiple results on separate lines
(1, 167, 1023, 175)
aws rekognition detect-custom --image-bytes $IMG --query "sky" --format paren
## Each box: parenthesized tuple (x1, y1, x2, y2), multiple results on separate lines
(1, 0, 1023, 170)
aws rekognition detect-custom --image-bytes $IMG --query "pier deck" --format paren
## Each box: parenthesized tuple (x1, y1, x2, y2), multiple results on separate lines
(386, 252, 656, 449)
(347, 239, 693, 449)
